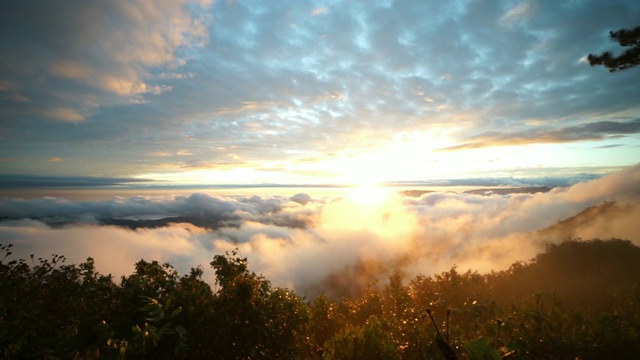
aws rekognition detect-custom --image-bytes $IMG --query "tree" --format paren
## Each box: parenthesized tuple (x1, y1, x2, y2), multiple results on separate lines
(588, 26, 640, 71)
(0, 245, 120, 359)
(208, 250, 312, 359)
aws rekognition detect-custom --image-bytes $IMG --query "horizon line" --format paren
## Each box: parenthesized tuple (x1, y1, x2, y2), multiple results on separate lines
(0, 173, 605, 190)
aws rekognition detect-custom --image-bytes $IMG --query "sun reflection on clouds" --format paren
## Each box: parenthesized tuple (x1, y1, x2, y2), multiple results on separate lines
(320, 190, 417, 241)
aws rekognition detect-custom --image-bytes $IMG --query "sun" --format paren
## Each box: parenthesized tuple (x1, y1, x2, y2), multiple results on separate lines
(328, 155, 395, 206)
(328, 153, 388, 186)
(347, 183, 391, 207)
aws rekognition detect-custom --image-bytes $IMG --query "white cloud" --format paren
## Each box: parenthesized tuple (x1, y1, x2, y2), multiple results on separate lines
(499, 2, 534, 28)
(311, 7, 328, 16)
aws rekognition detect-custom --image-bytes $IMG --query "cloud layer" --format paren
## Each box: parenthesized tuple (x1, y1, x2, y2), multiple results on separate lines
(1, 164, 639, 296)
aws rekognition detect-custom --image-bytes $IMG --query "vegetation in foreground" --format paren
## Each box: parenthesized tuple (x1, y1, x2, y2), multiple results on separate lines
(1, 238, 640, 359)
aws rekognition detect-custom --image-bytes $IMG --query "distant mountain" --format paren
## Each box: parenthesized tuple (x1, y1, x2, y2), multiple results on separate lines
(463, 186, 552, 195)
(100, 215, 235, 230)
(100, 213, 309, 230)
(398, 189, 434, 197)
(399, 186, 552, 197)
(490, 238, 640, 314)
(537, 201, 640, 242)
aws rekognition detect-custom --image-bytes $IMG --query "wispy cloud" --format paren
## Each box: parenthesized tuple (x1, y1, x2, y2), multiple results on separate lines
(43, 108, 85, 123)
(439, 119, 640, 151)
(311, 7, 328, 17)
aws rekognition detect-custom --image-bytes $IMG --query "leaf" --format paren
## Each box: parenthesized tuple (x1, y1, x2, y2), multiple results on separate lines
(157, 322, 172, 336)
(464, 336, 501, 360)
(175, 325, 187, 337)
(171, 306, 183, 318)
(141, 303, 157, 312)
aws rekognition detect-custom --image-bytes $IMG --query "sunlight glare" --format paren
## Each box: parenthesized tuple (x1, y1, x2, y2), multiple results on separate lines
(347, 184, 391, 207)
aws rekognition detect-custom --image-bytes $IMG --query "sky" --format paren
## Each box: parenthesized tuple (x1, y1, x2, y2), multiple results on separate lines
(1, 0, 639, 187)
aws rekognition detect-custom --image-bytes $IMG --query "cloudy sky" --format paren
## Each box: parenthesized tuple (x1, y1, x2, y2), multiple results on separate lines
(1, 0, 639, 186)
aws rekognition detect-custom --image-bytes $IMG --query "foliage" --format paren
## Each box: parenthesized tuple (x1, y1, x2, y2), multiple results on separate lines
(0, 244, 118, 359)
(207, 250, 312, 359)
(132, 296, 187, 355)
(0, 245, 310, 359)
(588, 26, 640, 71)
(324, 316, 399, 360)
(2, 239, 640, 359)
(463, 336, 500, 360)
(312, 239, 640, 360)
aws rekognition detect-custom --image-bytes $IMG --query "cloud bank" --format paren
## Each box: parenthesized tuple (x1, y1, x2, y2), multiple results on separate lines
(1, 165, 639, 296)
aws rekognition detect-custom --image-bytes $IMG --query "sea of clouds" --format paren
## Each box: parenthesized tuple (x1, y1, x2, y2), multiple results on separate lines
(1, 164, 639, 297)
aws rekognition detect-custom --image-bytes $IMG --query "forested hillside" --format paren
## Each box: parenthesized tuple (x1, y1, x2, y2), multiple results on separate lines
(1, 239, 639, 359)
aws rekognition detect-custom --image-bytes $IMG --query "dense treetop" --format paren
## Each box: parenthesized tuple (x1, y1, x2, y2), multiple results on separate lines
(1, 238, 640, 359)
